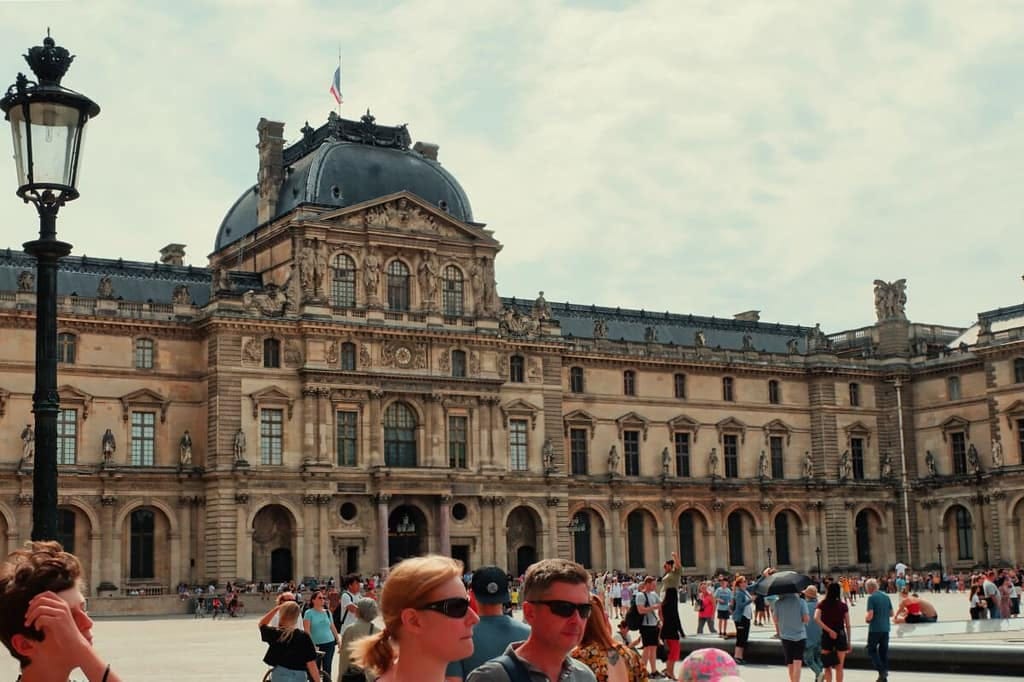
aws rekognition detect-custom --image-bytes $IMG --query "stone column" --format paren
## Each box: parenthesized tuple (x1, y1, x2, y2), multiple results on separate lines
(439, 495, 452, 557)
(376, 494, 390, 571)
(178, 497, 192, 583)
(493, 497, 506, 570)
(302, 387, 317, 461)
(545, 498, 559, 559)
(302, 496, 317, 577)
(369, 390, 384, 466)
(610, 500, 624, 571)
(235, 494, 250, 580)
(662, 500, 676, 561)
(100, 495, 117, 587)
(710, 501, 724, 570)
(487, 398, 500, 467)
(318, 388, 331, 464)
(318, 496, 331, 575)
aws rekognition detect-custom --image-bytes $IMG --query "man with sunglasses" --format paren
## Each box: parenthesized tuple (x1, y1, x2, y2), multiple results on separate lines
(468, 559, 597, 682)
(446, 566, 530, 681)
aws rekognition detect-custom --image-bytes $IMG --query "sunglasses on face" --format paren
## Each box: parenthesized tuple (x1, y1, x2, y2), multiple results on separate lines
(530, 600, 593, 619)
(418, 597, 472, 618)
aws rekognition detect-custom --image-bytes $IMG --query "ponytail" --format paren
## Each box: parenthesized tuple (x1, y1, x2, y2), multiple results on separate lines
(352, 628, 395, 675)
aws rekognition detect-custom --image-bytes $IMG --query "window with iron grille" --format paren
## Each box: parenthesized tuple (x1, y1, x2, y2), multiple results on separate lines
(950, 432, 967, 475)
(135, 338, 154, 369)
(449, 416, 468, 468)
(851, 437, 865, 479)
(340, 342, 356, 370)
(770, 435, 784, 479)
(57, 408, 77, 465)
(509, 355, 525, 383)
(722, 376, 734, 402)
(263, 338, 281, 368)
(509, 419, 528, 471)
(768, 379, 781, 404)
(387, 260, 410, 311)
(332, 254, 357, 308)
(569, 366, 584, 393)
(623, 370, 636, 396)
(723, 434, 738, 478)
(130, 411, 156, 466)
(260, 409, 284, 465)
(674, 432, 690, 477)
(452, 350, 466, 378)
(849, 382, 860, 407)
(58, 333, 76, 364)
(674, 373, 686, 399)
(336, 411, 357, 466)
(570, 428, 588, 475)
(624, 430, 640, 476)
(442, 265, 464, 316)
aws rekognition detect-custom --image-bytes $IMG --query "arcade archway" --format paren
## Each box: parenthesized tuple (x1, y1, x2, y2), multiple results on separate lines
(253, 504, 296, 583)
(389, 504, 428, 565)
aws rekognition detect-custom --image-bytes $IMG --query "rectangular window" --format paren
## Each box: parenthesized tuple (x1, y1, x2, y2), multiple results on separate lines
(57, 408, 77, 465)
(130, 411, 155, 466)
(569, 367, 584, 394)
(135, 339, 154, 369)
(723, 377, 734, 402)
(570, 428, 588, 475)
(947, 376, 961, 401)
(951, 431, 967, 475)
(1015, 359, 1024, 384)
(723, 434, 739, 478)
(336, 410, 357, 466)
(674, 373, 687, 399)
(769, 435, 784, 479)
(624, 371, 636, 396)
(261, 409, 284, 465)
(674, 432, 691, 477)
(768, 380, 781, 405)
(509, 419, 528, 471)
(624, 430, 640, 476)
(451, 350, 466, 378)
(1018, 419, 1024, 464)
(449, 416, 468, 468)
(849, 382, 860, 407)
(851, 437, 865, 480)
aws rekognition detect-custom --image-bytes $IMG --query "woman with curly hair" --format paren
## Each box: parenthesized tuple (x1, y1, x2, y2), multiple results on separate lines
(352, 555, 479, 681)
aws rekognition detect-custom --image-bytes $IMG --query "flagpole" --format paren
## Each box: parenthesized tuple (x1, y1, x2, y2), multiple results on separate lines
(337, 48, 342, 116)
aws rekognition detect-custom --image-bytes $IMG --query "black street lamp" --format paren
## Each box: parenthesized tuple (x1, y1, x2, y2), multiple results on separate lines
(1, 33, 99, 541)
(815, 546, 822, 582)
(937, 544, 944, 578)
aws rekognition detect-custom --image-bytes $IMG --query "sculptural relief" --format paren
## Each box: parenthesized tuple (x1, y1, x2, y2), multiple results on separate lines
(233, 429, 247, 462)
(242, 284, 288, 317)
(838, 449, 852, 482)
(991, 438, 1003, 468)
(17, 270, 34, 292)
(283, 340, 303, 367)
(470, 351, 482, 376)
(179, 431, 193, 466)
(102, 428, 117, 464)
(608, 445, 620, 475)
(593, 318, 608, 339)
(967, 443, 982, 475)
(873, 279, 908, 321)
(925, 450, 937, 477)
(758, 450, 770, 479)
(438, 349, 451, 373)
(242, 338, 261, 364)
(499, 307, 541, 339)
(802, 451, 813, 479)
(532, 291, 552, 321)
(708, 447, 719, 477)
(172, 284, 191, 305)
(325, 341, 339, 366)
(880, 451, 893, 479)
(97, 275, 114, 299)
(417, 251, 440, 310)
(20, 424, 34, 461)
(359, 344, 372, 367)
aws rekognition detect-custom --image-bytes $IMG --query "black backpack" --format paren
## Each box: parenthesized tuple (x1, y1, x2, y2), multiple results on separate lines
(624, 591, 647, 630)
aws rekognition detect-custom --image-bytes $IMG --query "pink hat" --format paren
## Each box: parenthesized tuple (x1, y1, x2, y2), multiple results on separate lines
(680, 648, 741, 682)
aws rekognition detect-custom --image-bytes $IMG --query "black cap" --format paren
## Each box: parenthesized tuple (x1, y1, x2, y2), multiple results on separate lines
(471, 566, 510, 604)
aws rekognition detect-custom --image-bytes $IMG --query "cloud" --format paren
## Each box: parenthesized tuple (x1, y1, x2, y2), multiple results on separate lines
(0, 0, 1020, 330)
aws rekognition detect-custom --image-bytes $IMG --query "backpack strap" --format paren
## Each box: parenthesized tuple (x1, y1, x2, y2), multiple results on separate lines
(496, 654, 531, 682)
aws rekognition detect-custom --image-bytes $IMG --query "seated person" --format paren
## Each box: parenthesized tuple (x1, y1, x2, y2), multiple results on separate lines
(0, 541, 122, 682)
(893, 591, 938, 623)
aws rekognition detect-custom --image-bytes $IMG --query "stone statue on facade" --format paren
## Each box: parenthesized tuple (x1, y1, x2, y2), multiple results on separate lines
(542, 439, 554, 473)
(838, 449, 852, 482)
(802, 451, 813, 479)
(742, 333, 754, 351)
(417, 251, 440, 310)
(172, 284, 191, 305)
(179, 430, 193, 466)
(17, 270, 34, 292)
(102, 429, 117, 464)
(20, 424, 34, 461)
(758, 450, 770, 479)
(233, 429, 248, 463)
(967, 443, 982, 475)
(363, 250, 381, 299)
(694, 330, 707, 348)
(645, 326, 657, 343)
(708, 447, 719, 477)
(873, 279, 908, 321)
(499, 306, 540, 338)
(880, 451, 893, 479)
(977, 316, 992, 337)
(991, 438, 1004, 468)
(925, 449, 937, 477)
(532, 291, 552, 321)
(787, 338, 800, 354)
(97, 275, 114, 299)
(298, 240, 321, 301)
(662, 447, 672, 476)
(210, 266, 231, 295)
(593, 318, 608, 339)
(608, 445, 620, 475)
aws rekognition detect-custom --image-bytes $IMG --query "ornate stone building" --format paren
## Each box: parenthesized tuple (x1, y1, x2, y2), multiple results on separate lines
(1, 111, 1022, 593)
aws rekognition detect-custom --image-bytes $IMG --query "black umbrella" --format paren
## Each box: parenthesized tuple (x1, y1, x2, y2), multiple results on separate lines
(752, 570, 813, 596)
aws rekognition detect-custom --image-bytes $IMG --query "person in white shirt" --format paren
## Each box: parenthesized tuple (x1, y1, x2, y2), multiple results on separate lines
(337, 574, 362, 633)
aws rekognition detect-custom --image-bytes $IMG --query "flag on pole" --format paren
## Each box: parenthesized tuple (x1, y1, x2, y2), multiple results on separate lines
(330, 66, 343, 105)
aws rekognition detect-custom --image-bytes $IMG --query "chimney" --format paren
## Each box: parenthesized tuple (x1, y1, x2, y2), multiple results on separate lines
(413, 141, 439, 161)
(159, 243, 186, 266)
(257, 118, 286, 225)
(734, 310, 761, 322)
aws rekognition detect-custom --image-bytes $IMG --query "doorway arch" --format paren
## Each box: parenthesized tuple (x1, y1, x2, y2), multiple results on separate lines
(389, 504, 428, 565)
(253, 504, 296, 583)
(507, 505, 542, 576)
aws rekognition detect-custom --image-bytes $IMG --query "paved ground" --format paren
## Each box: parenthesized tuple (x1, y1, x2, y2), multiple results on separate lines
(0, 590, 1018, 681)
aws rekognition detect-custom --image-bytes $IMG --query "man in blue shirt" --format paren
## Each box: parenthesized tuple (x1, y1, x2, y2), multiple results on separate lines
(773, 592, 809, 682)
(865, 578, 893, 682)
(714, 577, 733, 638)
(447, 566, 531, 681)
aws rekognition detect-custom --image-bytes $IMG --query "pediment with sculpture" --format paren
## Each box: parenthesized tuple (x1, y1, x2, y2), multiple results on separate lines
(322, 191, 498, 244)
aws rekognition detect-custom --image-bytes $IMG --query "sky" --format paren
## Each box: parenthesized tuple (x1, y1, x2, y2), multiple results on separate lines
(0, 1, 1021, 332)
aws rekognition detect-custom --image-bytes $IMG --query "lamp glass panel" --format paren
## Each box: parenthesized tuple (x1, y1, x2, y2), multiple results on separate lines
(9, 99, 87, 189)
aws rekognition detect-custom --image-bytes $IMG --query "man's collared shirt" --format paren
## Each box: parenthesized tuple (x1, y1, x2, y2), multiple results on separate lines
(467, 641, 598, 682)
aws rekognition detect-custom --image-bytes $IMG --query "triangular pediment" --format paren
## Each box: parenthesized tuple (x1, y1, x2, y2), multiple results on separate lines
(939, 415, 970, 441)
(249, 385, 295, 420)
(120, 388, 169, 422)
(321, 192, 498, 244)
(716, 416, 747, 443)
(667, 414, 701, 442)
(843, 420, 871, 435)
(563, 409, 597, 436)
(59, 385, 95, 420)
(616, 411, 650, 440)
(763, 418, 794, 445)
(501, 399, 541, 430)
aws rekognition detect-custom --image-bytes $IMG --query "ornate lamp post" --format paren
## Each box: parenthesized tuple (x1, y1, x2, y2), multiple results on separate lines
(937, 544, 944, 579)
(1, 33, 99, 541)
(815, 546, 822, 582)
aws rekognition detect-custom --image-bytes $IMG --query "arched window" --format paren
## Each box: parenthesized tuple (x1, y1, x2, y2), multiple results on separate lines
(57, 332, 76, 364)
(727, 512, 745, 566)
(569, 367, 585, 393)
(332, 254, 357, 308)
(775, 513, 791, 565)
(387, 260, 410, 311)
(56, 508, 76, 555)
(954, 505, 973, 560)
(627, 511, 645, 568)
(263, 338, 281, 368)
(678, 511, 696, 567)
(509, 355, 525, 383)
(768, 379, 781, 404)
(340, 342, 356, 371)
(130, 508, 155, 579)
(855, 510, 871, 564)
(384, 402, 417, 467)
(572, 511, 592, 569)
(135, 338, 154, 369)
(442, 265, 464, 316)
(451, 350, 467, 378)
(623, 370, 636, 396)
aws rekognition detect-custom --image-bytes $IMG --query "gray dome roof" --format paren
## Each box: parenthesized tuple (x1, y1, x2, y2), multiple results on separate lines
(216, 130, 473, 251)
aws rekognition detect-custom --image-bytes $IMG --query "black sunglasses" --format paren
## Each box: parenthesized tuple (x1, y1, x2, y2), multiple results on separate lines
(418, 597, 472, 618)
(530, 600, 592, 619)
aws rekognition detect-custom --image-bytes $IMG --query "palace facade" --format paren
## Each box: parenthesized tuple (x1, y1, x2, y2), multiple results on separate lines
(1, 111, 1022, 594)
